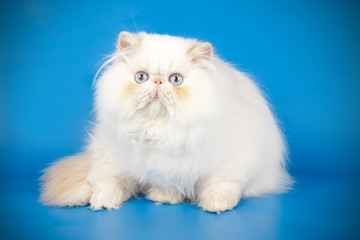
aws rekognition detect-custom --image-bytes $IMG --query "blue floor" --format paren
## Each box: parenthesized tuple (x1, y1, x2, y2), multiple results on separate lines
(1, 173, 359, 240)
(1, 0, 359, 239)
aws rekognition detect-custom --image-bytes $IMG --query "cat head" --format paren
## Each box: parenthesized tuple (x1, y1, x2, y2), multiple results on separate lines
(95, 32, 219, 125)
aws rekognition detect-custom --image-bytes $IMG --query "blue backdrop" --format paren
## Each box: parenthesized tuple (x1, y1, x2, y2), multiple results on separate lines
(0, 1, 360, 239)
(0, 0, 360, 176)
(2, 0, 359, 178)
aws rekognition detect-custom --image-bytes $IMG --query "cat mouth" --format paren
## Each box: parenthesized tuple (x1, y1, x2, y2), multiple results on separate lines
(154, 92, 159, 99)
(151, 95, 162, 105)
(146, 87, 169, 107)
(152, 88, 161, 101)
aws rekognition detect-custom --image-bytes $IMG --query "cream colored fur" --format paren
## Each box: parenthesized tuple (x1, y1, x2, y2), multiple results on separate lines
(40, 154, 92, 206)
(40, 32, 293, 213)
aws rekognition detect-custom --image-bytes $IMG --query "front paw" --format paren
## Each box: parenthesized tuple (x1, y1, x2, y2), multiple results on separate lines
(198, 185, 240, 213)
(89, 190, 123, 210)
(146, 186, 182, 204)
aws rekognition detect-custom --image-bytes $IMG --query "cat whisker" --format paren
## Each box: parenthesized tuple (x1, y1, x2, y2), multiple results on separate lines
(161, 89, 175, 106)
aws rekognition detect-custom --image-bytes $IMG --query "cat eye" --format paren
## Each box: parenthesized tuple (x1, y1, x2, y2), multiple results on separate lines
(135, 71, 149, 83)
(169, 74, 183, 86)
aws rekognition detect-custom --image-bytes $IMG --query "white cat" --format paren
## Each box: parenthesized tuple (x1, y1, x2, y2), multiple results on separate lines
(40, 32, 293, 213)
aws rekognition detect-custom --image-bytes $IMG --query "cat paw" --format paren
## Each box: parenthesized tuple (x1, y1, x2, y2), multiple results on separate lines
(198, 186, 240, 213)
(146, 186, 182, 204)
(89, 190, 123, 210)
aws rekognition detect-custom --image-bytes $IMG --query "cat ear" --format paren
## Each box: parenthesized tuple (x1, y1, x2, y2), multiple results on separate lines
(187, 42, 214, 63)
(117, 31, 140, 53)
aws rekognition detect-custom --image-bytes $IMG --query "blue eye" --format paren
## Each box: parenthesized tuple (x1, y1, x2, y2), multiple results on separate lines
(169, 74, 183, 86)
(135, 71, 148, 83)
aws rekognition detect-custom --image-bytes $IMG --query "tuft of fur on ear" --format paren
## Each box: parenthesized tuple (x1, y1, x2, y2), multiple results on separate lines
(117, 31, 140, 53)
(187, 42, 214, 63)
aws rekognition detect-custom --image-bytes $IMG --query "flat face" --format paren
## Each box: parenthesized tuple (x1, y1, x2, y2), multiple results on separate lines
(96, 32, 217, 124)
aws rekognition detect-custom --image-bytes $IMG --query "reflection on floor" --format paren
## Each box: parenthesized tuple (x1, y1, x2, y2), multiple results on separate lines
(0, 173, 359, 240)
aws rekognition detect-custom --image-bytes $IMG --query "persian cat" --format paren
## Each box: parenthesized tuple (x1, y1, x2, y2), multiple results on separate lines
(40, 31, 292, 213)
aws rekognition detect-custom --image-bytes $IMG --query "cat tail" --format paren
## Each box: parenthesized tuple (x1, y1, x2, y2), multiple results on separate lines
(39, 154, 92, 207)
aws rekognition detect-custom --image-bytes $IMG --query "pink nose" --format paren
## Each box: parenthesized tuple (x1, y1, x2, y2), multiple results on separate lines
(154, 78, 162, 85)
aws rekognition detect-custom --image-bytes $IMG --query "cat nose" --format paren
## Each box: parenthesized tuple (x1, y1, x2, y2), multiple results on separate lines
(154, 78, 162, 85)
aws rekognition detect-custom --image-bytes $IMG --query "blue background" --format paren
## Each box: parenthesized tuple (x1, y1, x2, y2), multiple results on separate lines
(1, 0, 359, 239)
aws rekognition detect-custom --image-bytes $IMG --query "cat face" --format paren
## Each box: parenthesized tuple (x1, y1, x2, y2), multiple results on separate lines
(96, 32, 218, 125)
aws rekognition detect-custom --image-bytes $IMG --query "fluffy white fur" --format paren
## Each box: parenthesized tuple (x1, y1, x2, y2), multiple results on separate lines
(40, 32, 293, 213)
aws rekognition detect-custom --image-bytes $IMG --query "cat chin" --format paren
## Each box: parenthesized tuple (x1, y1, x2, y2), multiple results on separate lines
(138, 98, 169, 119)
